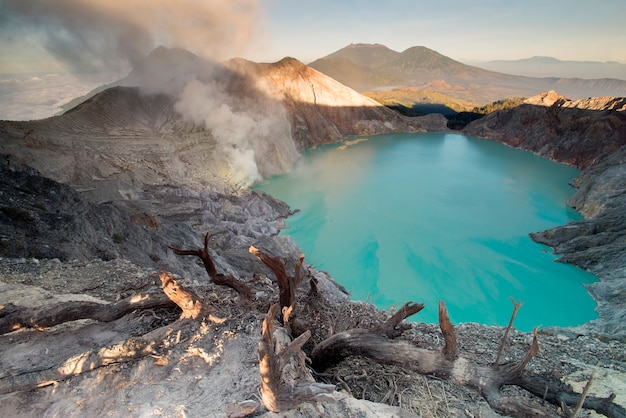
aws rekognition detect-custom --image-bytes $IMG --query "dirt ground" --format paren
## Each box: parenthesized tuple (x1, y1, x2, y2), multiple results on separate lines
(0, 256, 624, 417)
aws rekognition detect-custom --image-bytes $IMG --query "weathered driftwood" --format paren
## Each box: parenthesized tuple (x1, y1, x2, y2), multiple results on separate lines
(159, 272, 206, 319)
(0, 293, 174, 335)
(309, 300, 625, 417)
(258, 303, 336, 412)
(249, 246, 304, 311)
(169, 233, 252, 301)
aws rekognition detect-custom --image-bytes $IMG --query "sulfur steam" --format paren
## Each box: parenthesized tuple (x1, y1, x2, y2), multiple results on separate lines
(1, 0, 300, 189)
(175, 75, 299, 189)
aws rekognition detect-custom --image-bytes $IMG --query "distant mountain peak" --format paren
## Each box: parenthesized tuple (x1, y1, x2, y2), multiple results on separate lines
(521, 56, 562, 64)
(317, 43, 400, 68)
(145, 45, 199, 61)
(346, 43, 390, 49)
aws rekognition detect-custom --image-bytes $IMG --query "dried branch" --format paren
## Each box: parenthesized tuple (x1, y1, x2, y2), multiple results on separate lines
(571, 373, 594, 418)
(0, 337, 158, 394)
(294, 254, 305, 286)
(508, 327, 540, 374)
(0, 293, 174, 335)
(377, 302, 424, 339)
(494, 297, 523, 365)
(438, 301, 457, 360)
(169, 233, 251, 301)
(159, 272, 205, 319)
(249, 246, 294, 310)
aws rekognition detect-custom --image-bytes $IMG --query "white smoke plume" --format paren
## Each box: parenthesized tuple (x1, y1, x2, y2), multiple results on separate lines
(175, 75, 299, 189)
(1, 0, 300, 188)
(0, 0, 262, 70)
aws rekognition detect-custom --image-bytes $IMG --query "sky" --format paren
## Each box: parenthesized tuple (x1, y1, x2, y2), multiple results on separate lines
(1, 0, 625, 120)
(258, 0, 626, 64)
(1, 0, 625, 74)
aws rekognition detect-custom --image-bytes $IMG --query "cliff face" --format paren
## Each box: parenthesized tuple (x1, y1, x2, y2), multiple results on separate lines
(464, 94, 626, 169)
(464, 93, 626, 338)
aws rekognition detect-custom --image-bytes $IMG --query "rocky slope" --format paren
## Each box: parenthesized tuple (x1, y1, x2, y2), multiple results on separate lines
(1, 47, 625, 414)
(464, 93, 626, 339)
(1, 49, 424, 196)
(229, 57, 423, 149)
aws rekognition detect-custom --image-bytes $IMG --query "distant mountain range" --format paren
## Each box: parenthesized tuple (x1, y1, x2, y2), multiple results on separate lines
(474, 56, 626, 80)
(309, 43, 626, 104)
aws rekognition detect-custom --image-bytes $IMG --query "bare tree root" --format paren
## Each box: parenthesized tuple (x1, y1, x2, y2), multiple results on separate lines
(249, 246, 308, 336)
(309, 300, 624, 417)
(515, 374, 624, 418)
(159, 271, 214, 321)
(0, 293, 175, 335)
(249, 246, 302, 312)
(438, 300, 457, 360)
(258, 303, 337, 412)
(494, 297, 523, 365)
(376, 302, 424, 339)
(169, 232, 252, 301)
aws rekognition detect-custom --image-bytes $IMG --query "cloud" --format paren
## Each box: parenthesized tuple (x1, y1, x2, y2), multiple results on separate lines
(0, 71, 122, 120)
(0, 0, 261, 71)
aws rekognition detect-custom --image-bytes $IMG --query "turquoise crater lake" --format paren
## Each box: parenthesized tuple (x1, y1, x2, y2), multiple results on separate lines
(255, 133, 598, 331)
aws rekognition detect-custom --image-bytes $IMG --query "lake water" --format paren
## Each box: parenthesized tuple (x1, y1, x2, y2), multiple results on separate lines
(255, 133, 598, 331)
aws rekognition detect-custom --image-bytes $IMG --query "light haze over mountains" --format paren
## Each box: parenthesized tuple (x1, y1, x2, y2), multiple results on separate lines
(473, 56, 626, 80)
(309, 43, 626, 104)
(3, 42, 626, 121)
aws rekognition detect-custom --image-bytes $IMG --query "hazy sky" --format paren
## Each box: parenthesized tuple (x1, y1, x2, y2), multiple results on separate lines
(2, 0, 624, 121)
(259, 0, 626, 64)
(1, 0, 625, 75)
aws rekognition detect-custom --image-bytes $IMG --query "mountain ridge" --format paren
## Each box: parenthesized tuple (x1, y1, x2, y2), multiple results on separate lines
(309, 43, 626, 103)
(476, 56, 626, 80)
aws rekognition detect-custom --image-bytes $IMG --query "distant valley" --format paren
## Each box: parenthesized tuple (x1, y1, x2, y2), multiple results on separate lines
(309, 43, 626, 106)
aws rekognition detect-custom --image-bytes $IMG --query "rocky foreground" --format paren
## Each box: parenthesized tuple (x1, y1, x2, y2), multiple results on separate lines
(0, 47, 625, 416)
